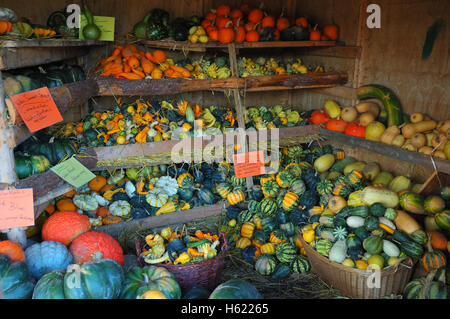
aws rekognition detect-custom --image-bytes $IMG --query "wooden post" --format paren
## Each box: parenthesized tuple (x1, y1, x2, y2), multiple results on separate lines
(0, 72, 17, 185)
(227, 43, 255, 197)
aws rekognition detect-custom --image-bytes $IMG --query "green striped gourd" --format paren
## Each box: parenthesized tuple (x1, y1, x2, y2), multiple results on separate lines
(275, 242, 297, 263)
(237, 210, 254, 225)
(262, 180, 280, 198)
(290, 255, 310, 273)
(255, 255, 277, 276)
(316, 179, 333, 196)
(258, 198, 278, 218)
(216, 182, 232, 199)
(315, 239, 333, 257)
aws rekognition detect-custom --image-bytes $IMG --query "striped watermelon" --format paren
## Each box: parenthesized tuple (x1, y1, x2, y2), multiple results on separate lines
(290, 255, 311, 273)
(275, 242, 297, 263)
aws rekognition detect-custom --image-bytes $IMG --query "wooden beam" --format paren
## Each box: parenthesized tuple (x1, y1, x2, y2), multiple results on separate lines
(96, 202, 227, 239)
(6, 79, 99, 125)
(301, 46, 362, 59)
(320, 129, 450, 175)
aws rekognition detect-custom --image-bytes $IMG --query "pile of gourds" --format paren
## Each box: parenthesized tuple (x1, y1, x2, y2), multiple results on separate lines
(238, 56, 324, 77)
(141, 227, 221, 265)
(179, 56, 231, 80)
(48, 98, 237, 148)
(93, 44, 192, 80)
(244, 105, 308, 130)
(311, 84, 450, 160)
(0, 7, 58, 39)
(199, 4, 339, 44)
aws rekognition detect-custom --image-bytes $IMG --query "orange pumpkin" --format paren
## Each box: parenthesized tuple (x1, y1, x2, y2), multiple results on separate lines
(216, 4, 231, 17)
(273, 29, 280, 41)
(218, 23, 235, 44)
(309, 27, 321, 41)
(233, 17, 244, 27)
(100, 183, 115, 193)
(102, 215, 123, 225)
(234, 25, 246, 43)
(151, 50, 166, 64)
(245, 30, 260, 42)
(56, 198, 77, 212)
(295, 17, 308, 28)
(248, 8, 263, 23)
(201, 19, 212, 29)
(426, 231, 448, 250)
(42, 211, 91, 246)
(231, 9, 243, 19)
(261, 15, 275, 28)
(205, 12, 217, 21)
(240, 4, 251, 15)
(88, 175, 107, 192)
(216, 16, 232, 29)
(244, 22, 255, 32)
(208, 27, 219, 41)
(96, 207, 112, 217)
(276, 17, 290, 31)
(62, 189, 77, 198)
(0, 240, 25, 262)
(44, 203, 56, 215)
(323, 24, 339, 40)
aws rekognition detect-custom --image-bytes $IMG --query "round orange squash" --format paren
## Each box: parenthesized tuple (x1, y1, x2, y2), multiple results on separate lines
(55, 198, 77, 212)
(88, 175, 107, 192)
(42, 211, 91, 246)
(0, 240, 25, 262)
(69, 231, 124, 265)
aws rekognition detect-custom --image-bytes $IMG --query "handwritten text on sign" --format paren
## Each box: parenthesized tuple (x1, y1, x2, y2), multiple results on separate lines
(51, 157, 96, 188)
(0, 188, 34, 230)
(9, 87, 63, 133)
(233, 151, 266, 179)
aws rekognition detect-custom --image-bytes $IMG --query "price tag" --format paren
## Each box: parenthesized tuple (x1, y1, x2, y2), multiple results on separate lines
(51, 157, 96, 188)
(233, 150, 266, 179)
(9, 87, 63, 133)
(79, 15, 115, 41)
(0, 188, 34, 230)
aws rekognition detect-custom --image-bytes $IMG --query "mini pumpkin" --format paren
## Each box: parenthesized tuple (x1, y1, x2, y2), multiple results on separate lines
(73, 194, 99, 212)
(109, 200, 132, 217)
(146, 187, 169, 207)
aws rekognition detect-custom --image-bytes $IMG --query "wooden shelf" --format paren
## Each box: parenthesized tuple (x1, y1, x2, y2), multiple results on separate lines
(139, 39, 336, 52)
(320, 129, 450, 175)
(0, 39, 105, 71)
(96, 202, 227, 239)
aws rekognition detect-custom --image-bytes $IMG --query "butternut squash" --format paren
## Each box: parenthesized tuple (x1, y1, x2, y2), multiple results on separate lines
(410, 133, 426, 149)
(401, 120, 437, 139)
(379, 125, 400, 145)
(436, 119, 450, 134)
(409, 112, 424, 123)
(401, 142, 417, 152)
(431, 133, 447, 151)
(418, 146, 433, 155)
(355, 102, 379, 117)
(393, 210, 421, 235)
(391, 135, 406, 147)
(359, 112, 376, 127)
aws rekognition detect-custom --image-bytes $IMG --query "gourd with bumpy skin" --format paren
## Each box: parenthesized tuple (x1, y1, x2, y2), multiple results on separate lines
(109, 200, 132, 217)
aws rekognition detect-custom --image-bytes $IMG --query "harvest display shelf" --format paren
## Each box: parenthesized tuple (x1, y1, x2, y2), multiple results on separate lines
(96, 201, 228, 240)
(6, 73, 347, 146)
(139, 39, 337, 52)
(320, 129, 450, 175)
(10, 125, 321, 209)
(0, 39, 105, 71)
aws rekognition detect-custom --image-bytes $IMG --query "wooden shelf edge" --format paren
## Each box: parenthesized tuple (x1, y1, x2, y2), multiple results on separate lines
(95, 201, 227, 239)
(0, 39, 105, 48)
(320, 129, 450, 175)
(139, 39, 336, 51)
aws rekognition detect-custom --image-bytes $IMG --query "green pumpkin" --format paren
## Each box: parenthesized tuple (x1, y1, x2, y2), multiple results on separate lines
(369, 203, 386, 217)
(14, 155, 51, 179)
(0, 254, 34, 299)
(237, 210, 254, 225)
(261, 217, 277, 234)
(391, 230, 411, 244)
(248, 200, 259, 214)
(363, 235, 383, 254)
(255, 255, 277, 276)
(399, 192, 425, 215)
(262, 180, 280, 198)
(197, 188, 215, 205)
(209, 279, 262, 299)
(290, 255, 311, 274)
(354, 226, 370, 241)
(120, 265, 181, 299)
(409, 229, 428, 246)
(346, 234, 363, 251)
(316, 179, 333, 196)
(364, 216, 380, 232)
(275, 242, 297, 263)
(350, 206, 370, 218)
(279, 222, 296, 237)
(271, 263, 291, 279)
(403, 275, 447, 299)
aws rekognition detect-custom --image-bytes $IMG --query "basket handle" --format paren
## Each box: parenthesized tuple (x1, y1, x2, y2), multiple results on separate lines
(219, 232, 229, 254)
(391, 256, 414, 272)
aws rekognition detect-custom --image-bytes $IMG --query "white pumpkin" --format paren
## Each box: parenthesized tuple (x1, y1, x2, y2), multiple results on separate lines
(73, 194, 99, 212)
(125, 181, 136, 198)
(329, 240, 347, 263)
(109, 200, 131, 217)
(155, 176, 178, 196)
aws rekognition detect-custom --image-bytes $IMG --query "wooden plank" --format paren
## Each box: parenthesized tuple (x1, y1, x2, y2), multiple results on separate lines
(308, 86, 358, 100)
(96, 202, 227, 239)
(95, 72, 348, 96)
(14, 149, 97, 204)
(320, 129, 450, 175)
(140, 39, 336, 51)
(6, 79, 99, 125)
(0, 39, 104, 48)
(418, 172, 450, 197)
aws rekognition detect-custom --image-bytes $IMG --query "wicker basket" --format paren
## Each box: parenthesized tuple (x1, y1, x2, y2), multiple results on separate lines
(136, 232, 228, 290)
(298, 231, 416, 299)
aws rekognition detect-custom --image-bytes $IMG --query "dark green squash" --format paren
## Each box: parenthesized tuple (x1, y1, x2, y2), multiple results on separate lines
(0, 254, 35, 299)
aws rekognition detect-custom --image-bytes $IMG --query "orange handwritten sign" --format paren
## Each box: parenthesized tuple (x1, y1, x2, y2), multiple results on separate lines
(0, 188, 34, 230)
(9, 87, 63, 133)
(233, 150, 266, 179)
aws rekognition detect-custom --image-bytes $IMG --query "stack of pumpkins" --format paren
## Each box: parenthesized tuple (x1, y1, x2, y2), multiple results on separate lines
(199, 4, 339, 43)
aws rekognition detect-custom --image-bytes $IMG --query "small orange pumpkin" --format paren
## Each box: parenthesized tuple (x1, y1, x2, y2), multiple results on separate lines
(261, 15, 275, 28)
(218, 22, 235, 44)
(56, 198, 77, 212)
(0, 240, 25, 262)
(234, 25, 246, 43)
(216, 4, 231, 17)
(88, 175, 107, 192)
(248, 8, 263, 23)
(309, 25, 321, 41)
(245, 30, 260, 42)
(96, 207, 112, 217)
(323, 24, 339, 40)
(276, 17, 290, 31)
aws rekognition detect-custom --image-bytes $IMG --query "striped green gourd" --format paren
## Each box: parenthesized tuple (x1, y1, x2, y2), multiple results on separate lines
(258, 198, 278, 218)
(237, 210, 254, 225)
(261, 180, 280, 198)
(290, 255, 311, 274)
(254, 255, 277, 276)
(401, 240, 424, 260)
(316, 179, 333, 196)
(248, 200, 259, 214)
(275, 242, 297, 263)
(315, 239, 333, 257)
